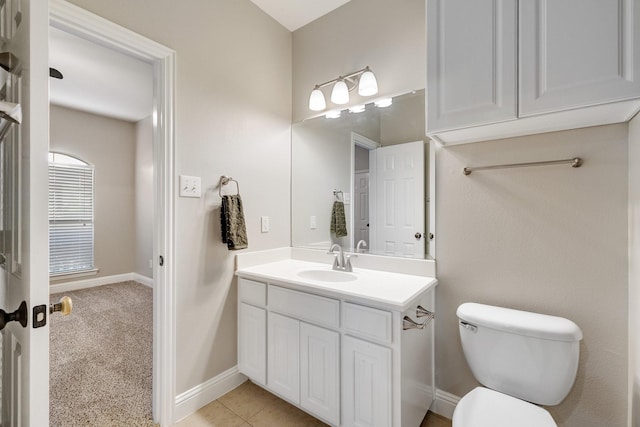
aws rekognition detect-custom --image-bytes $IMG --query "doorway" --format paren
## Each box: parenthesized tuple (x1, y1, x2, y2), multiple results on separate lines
(50, 1, 176, 425)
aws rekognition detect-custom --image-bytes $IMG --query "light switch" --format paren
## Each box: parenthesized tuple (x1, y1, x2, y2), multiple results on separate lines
(310, 216, 317, 229)
(179, 175, 201, 198)
(261, 216, 270, 233)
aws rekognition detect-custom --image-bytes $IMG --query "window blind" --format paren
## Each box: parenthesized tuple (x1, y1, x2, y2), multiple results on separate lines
(49, 162, 94, 274)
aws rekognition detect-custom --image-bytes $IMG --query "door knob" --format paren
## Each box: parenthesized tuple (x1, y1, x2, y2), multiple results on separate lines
(415, 232, 422, 239)
(0, 301, 27, 331)
(50, 296, 72, 316)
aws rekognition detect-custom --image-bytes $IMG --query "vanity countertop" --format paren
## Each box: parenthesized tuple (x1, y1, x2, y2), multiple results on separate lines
(236, 259, 437, 312)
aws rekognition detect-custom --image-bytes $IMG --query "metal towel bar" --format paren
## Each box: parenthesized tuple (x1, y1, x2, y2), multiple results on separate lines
(463, 157, 582, 176)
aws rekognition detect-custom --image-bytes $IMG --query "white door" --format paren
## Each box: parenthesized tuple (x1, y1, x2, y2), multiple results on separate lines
(373, 141, 425, 258)
(342, 335, 391, 427)
(519, 0, 640, 116)
(0, 0, 50, 425)
(238, 303, 266, 385)
(353, 172, 369, 247)
(300, 322, 339, 425)
(267, 312, 300, 404)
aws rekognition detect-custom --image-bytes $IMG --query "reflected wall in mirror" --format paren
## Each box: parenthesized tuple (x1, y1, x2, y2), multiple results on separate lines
(292, 90, 433, 259)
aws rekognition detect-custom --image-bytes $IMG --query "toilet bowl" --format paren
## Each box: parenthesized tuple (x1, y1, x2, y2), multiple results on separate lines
(453, 303, 583, 427)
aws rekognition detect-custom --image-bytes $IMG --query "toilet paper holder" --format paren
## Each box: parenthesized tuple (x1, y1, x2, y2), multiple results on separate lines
(403, 305, 435, 330)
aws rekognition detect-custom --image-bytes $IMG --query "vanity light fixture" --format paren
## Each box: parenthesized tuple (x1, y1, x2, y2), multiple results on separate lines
(349, 105, 366, 113)
(308, 66, 379, 111)
(374, 98, 393, 108)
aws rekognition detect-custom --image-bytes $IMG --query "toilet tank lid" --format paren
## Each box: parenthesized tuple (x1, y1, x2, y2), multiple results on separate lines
(457, 303, 583, 342)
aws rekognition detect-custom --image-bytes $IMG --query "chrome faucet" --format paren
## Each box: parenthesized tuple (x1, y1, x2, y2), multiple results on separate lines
(328, 243, 353, 272)
(356, 239, 368, 253)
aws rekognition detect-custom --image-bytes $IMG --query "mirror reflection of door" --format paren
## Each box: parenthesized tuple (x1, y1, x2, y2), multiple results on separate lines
(353, 171, 369, 246)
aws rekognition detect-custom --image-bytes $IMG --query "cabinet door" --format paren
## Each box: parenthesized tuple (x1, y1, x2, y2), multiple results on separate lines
(342, 336, 392, 427)
(426, 0, 517, 132)
(520, 0, 640, 116)
(238, 303, 266, 385)
(268, 312, 300, 404)
(300, 323, 340, 425)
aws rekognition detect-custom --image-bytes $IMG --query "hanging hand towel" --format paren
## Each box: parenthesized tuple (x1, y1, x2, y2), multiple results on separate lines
(221, 194, 248, 250)
(330, 201, 348, 238)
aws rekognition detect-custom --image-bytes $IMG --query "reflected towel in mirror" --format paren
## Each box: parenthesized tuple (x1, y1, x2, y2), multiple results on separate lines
(221, 194, 248, 250)
(330, 201, 347, 238)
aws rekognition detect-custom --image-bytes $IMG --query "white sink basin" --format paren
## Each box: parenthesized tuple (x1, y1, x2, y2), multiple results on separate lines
(296, 269, 358, 283)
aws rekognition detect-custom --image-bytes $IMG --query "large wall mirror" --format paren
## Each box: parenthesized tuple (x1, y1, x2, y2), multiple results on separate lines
(292, 89, 435, 259)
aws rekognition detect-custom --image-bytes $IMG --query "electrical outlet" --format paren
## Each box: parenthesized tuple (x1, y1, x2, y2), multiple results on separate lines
(261, 216, 270, 233)
(310, 216, 317, 229)
(179, 175, 201, 198)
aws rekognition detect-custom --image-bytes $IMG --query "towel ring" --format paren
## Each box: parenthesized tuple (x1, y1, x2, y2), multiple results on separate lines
(219, 176, 240, 197)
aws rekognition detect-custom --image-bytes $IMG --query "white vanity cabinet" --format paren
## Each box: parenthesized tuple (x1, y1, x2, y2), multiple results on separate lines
(427, 0, 640, 144)
(236, 274, 436, 427)
(237, 278, 267, 385)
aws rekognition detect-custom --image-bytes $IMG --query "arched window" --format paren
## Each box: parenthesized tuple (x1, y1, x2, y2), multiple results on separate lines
(48, 152, 95, 275)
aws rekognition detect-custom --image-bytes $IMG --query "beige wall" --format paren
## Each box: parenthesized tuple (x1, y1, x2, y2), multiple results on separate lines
(292, 0, 425, 122)
(49, 105, 136, 281)
(135, 116, 153, 279)
(436, 124, 629, 426)
(630, 114, 640, 427)
(66, 0, 293, 395)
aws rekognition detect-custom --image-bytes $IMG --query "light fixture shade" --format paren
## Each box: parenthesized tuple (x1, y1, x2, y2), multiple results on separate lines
(349, 105, 366, 113)
(331, 79, 350, 105)
(358, 69, 378, 96)
(308, 88, 326, 111)
(374, 98, 393, 108)
(325, 110, 341, 119)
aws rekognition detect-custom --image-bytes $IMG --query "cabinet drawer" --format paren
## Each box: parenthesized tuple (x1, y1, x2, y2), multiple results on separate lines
(269, 285, 339, 329)
(343, 302, 392, 344)
(238, 278, 266, 306)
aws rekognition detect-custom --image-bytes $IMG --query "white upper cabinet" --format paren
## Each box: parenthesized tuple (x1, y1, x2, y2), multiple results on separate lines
(519, 0, 640, 116)
(427, 0, 517, 132)
(427, 0, 640, 144)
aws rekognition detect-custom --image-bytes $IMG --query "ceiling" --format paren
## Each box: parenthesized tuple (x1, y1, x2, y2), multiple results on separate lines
(49, 2, 348, 122)
(250, 0, 352, 31)
(49, 27, 153, 122)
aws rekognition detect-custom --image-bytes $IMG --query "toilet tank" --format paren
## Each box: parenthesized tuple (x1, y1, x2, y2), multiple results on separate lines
(457, 303, 583, 406)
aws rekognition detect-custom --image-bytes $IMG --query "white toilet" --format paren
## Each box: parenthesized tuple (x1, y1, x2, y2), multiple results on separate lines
(453, 302, 583, 427)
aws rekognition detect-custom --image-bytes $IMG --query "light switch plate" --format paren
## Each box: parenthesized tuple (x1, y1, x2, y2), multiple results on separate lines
(261, 216, 270, 233)
(310, 215, 317, 229)
(179, 175, 201, 198)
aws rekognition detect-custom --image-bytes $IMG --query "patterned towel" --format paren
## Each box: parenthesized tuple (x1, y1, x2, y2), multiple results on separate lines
(330, 201, 347, 238)
(221, 194, 248, 250)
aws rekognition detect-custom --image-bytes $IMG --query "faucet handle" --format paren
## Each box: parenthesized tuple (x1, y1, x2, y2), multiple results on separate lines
(344, 254, 354, 272)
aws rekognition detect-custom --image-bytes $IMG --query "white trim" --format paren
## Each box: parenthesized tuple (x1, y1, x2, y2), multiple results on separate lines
(430, 388, 460, 420)
(49, 272, 134, 293)
(132, 273, 154, 288)
(174, 367, 247, 423)
(49, 268, 99, 281)
(49, 272, 154, 293)
(49, 2, 176, 425)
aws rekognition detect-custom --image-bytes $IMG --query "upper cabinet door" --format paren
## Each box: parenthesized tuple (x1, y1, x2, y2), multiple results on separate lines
(426, 0, 518, 132)
(519, 0, 640, 116)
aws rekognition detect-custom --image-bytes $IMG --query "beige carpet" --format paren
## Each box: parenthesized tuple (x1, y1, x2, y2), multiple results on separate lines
(50, 281, 156, 426)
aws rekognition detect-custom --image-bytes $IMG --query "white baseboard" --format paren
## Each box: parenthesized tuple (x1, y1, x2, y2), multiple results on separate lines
(430, 388, 460, 420)
(50, 272, 154, 293)
(174, 366, 247, 422)
(132, 273, 154, 288)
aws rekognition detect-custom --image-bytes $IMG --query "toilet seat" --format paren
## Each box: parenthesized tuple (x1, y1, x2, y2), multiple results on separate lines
(452, 387, 557, 427)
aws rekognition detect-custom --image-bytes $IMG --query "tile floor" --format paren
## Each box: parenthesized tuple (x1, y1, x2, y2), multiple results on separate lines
(175, 380, 452, 427)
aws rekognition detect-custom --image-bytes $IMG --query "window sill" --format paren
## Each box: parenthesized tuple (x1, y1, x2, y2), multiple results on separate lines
(50, 268, 99, 281)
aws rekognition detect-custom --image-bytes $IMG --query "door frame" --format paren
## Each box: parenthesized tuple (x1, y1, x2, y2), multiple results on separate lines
(49, 1, 176, 425)
(350, 132, 380, 250)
